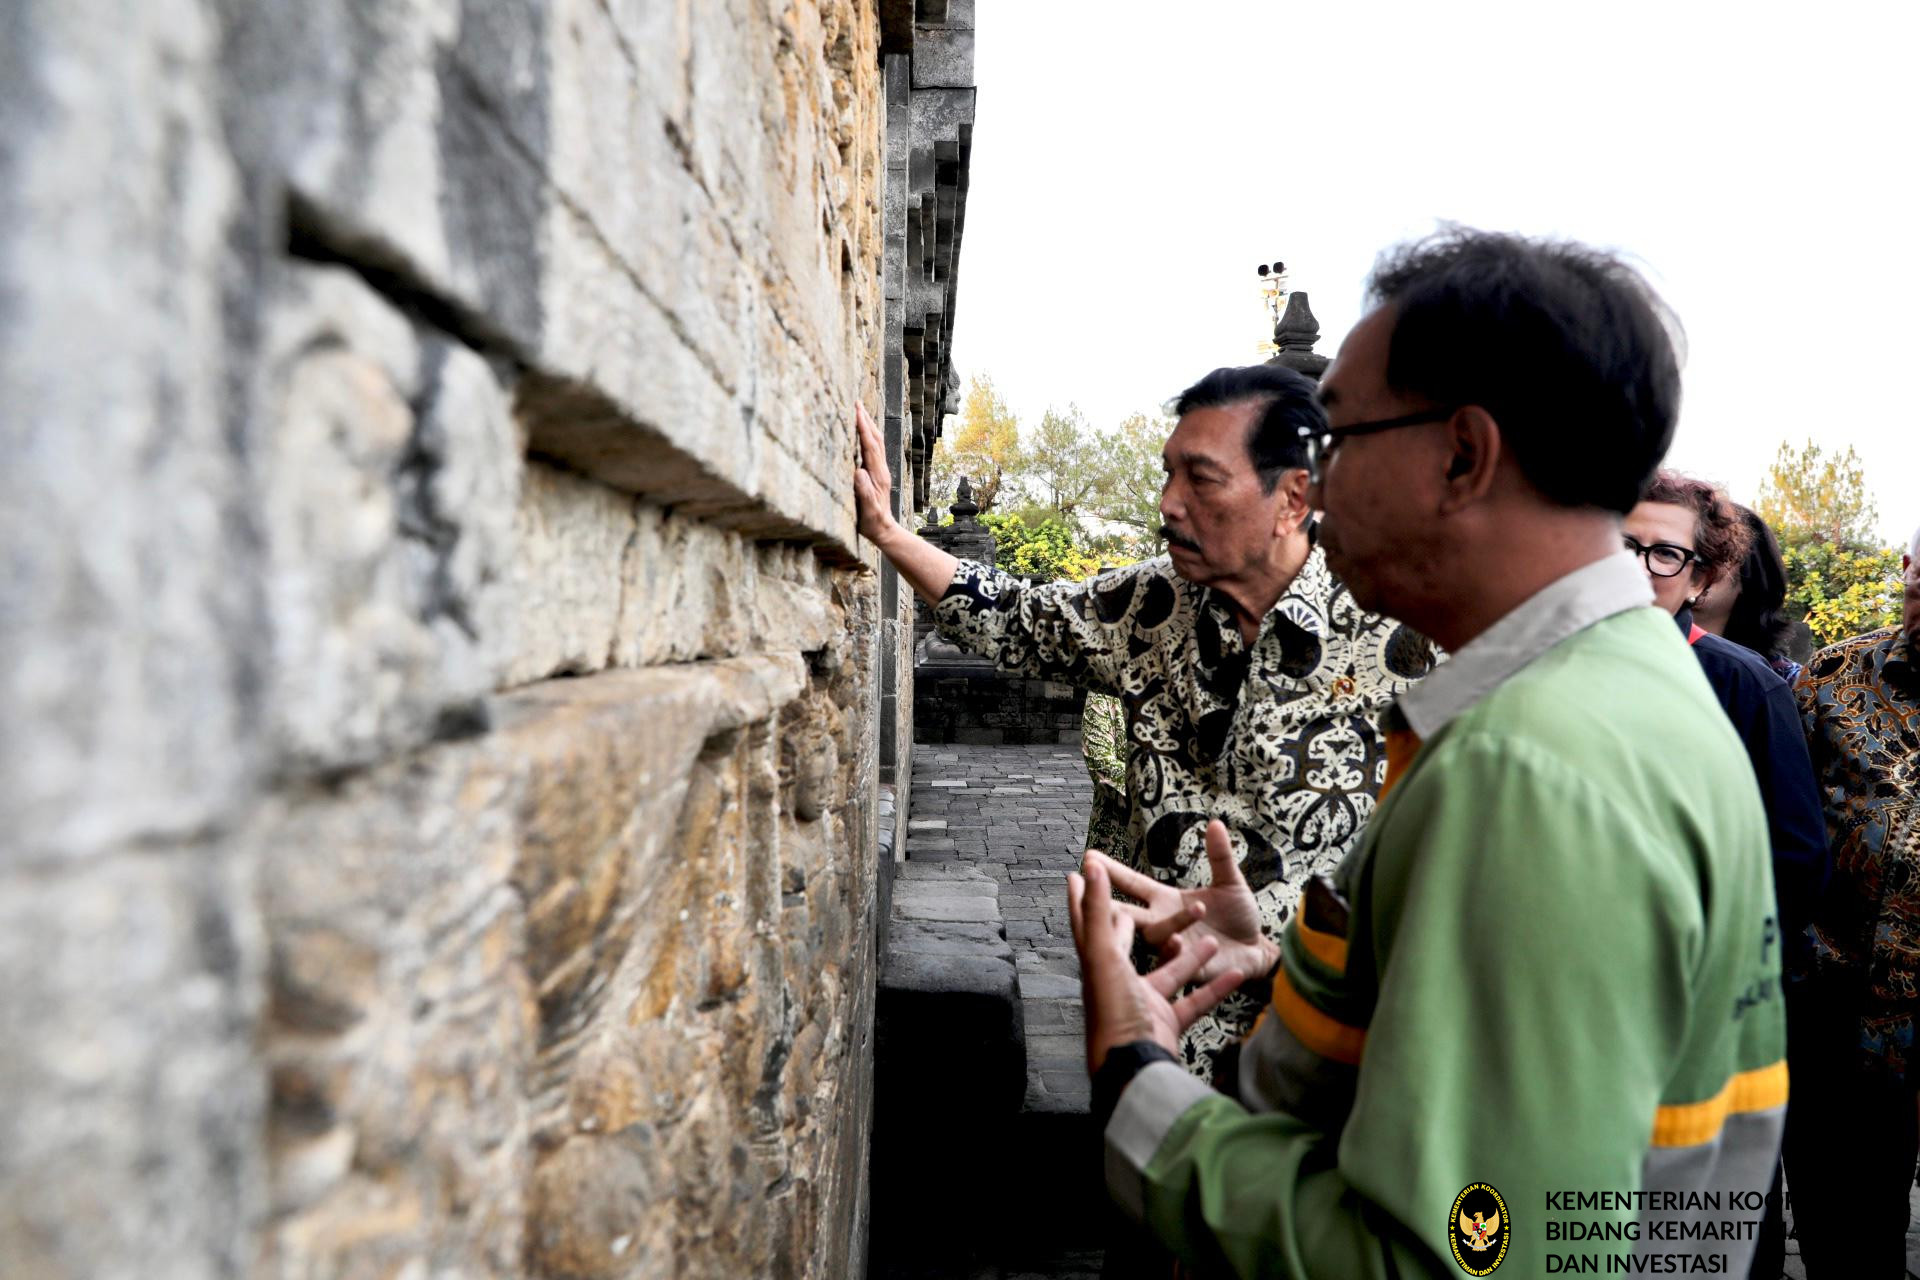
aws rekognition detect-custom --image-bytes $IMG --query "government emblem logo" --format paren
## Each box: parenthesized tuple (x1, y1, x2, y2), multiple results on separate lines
(1450, 1182, 1509, 1275)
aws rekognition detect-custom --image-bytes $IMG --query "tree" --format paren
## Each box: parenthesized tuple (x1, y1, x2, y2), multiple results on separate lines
(926, 371, 1167, 562)
(1086, 409, 1172, 547)
(1025, 404, 1106, 516)
(927, 374, 1022, 514)
(1755, 438, 1902, 646)
(1754, 440, 1879, 547)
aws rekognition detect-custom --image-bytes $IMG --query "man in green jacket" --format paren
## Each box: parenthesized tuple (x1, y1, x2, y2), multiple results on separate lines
(1070, 229, 1786, 1277)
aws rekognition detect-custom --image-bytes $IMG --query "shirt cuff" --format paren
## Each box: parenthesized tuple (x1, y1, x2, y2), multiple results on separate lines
(1104, 1059, 1218, 1224)
(1092, 1040, 1180, 1127)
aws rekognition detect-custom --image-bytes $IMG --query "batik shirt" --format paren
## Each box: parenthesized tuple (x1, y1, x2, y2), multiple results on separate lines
(932, 548, 1436, 1076)
(1798, 626, 1920, 1080)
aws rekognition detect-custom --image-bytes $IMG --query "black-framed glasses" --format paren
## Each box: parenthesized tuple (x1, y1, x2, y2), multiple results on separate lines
(1299, 409, 1455, 484)
(1623, 534, 1699, 579)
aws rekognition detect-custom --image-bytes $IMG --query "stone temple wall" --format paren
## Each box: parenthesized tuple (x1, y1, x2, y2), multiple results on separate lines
(0, 2, 973, 1277)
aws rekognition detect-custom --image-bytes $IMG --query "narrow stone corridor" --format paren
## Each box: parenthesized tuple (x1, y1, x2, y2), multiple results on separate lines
(906, 744, 1096, 1113)
(872, 744, 1104, 1279)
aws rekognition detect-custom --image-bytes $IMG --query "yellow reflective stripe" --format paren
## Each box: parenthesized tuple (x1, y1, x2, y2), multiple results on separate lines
(1271, 965, 1367, 1065)
(1292, 916, 1348, 974)
(1650, 1060, 1789, 1148)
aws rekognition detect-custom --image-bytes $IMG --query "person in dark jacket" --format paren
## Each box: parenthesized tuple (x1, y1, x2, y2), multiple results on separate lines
(1692, 504, 1804, 683)
(1625, 470, 1828, 1280)
(1625, 471, 1827, 942)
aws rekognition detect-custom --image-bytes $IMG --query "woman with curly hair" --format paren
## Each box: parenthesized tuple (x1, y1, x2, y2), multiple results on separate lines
(1692, 505, 1804, 683)
(1625, 470, 1827, 1280)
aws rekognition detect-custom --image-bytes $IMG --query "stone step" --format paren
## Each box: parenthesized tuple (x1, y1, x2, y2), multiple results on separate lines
(872, 851, 1029, 1267)
(894, 858, 999, 881)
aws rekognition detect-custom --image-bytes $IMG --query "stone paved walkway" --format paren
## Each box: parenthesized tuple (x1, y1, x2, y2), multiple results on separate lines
(884, 742, 1106, 1280)
(905, 742, 1096, 1115)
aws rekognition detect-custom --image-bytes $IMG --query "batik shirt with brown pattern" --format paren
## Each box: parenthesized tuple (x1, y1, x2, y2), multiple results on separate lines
(932, 547, 1437, 1078)
(1799, 626, 1920, 1080)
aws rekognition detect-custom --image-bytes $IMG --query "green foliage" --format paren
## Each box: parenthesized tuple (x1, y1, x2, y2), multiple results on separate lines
(1080, 691, 1133, 857)
(1781, 540, 1903, 647)
(1080, 691, 1129, 789)
(978, 506, 1118, 583)
(1758, 438, 1902, 645)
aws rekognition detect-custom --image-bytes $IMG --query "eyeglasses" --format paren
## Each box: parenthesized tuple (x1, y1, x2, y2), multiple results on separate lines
(1298, 408, 1455, 484)
(1623, 534, 1699, 578)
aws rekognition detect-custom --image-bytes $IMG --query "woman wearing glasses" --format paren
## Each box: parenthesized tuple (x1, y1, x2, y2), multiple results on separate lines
(1625, 470, 1827, 1280)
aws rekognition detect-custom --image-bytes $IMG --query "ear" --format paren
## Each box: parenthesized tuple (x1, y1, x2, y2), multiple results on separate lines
(1272, 467, 1314, 536)
(1692, 563, 1719, 595)
(1435, 406, 1502, 515)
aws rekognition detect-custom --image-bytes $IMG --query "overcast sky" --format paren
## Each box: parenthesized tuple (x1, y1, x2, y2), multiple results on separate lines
(951, 1, 1919, 546)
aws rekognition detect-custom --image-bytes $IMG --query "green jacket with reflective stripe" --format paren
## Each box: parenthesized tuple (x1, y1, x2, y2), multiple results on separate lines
(1105, 605, 1786, 1278)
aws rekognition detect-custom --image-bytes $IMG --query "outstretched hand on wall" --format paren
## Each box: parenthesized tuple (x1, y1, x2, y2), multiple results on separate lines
(851, 400, 960, 606)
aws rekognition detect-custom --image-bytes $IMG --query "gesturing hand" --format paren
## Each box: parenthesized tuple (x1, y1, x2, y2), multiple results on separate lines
(1085, 819, 1277, 985)
(851, 400, 894, 544)
(1068, 856, 1247, 1076)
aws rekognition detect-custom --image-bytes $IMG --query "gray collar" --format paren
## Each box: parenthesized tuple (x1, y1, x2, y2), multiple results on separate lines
(1397, 551, 1653, 740)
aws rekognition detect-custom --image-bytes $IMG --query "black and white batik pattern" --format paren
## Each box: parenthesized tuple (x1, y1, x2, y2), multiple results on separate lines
(933, 549, 1437, 1080)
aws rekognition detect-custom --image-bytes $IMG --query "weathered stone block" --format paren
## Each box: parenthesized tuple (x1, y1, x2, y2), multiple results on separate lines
(910, 24, 976, 88)
(521, 0, 881, 558)
(261, 266, 520, 770)
(506, 461, 636, 686)
(628, 508, 748, 664)
(1018, 973, 1082, 1000)
(891, 917, 1010, 957)
(0, 845, 266, 1280)
(247, 653, 878, 1278)
(264, 0, 549, 350)
(908, 88, 976, 187)
(892, 878, 997, 900)
(894, 894, 1000, 924)
(895, 860, 995, 880)
(547, 0, 756, 404)
(0, 0, 256, 863)
(529, 206, 859, 551)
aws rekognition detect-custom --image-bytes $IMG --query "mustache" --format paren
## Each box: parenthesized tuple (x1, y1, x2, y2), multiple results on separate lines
(1158, 524, 1202, 553)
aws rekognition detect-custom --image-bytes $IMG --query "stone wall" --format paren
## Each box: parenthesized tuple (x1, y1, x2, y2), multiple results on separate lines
(0, 2, 972, 1277)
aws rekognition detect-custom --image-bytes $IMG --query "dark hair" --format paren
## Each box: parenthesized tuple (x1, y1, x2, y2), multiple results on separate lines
(1171, 364, 1323, 494)
(1642, 470, 1753, 587)
(1719, 506, 1796, 662)
(1366, 228, 1684, 514)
